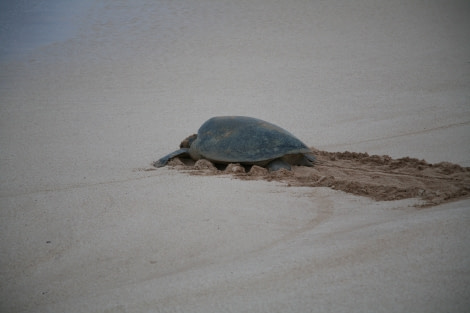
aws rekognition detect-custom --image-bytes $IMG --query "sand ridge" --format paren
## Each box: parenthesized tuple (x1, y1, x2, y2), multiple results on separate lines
(163, 148, 470, 207)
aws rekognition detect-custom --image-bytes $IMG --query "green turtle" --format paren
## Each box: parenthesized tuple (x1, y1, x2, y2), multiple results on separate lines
(154, 116, 315, 171)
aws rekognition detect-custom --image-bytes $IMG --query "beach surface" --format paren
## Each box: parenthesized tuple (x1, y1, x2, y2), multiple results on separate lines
(1, 1, 469, 312)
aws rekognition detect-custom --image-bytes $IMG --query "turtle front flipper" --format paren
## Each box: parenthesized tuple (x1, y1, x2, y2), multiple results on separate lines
(154, 148, 190, 167)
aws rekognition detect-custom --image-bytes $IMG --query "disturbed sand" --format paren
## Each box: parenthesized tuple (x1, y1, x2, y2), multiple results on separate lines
(163, 149, 470, 207)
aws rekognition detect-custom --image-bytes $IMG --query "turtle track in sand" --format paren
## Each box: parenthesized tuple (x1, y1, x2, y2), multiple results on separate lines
(163, 148, 470, 207)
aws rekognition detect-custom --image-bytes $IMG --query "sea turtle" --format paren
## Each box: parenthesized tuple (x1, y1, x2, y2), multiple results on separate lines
(154, 116, 315, 171)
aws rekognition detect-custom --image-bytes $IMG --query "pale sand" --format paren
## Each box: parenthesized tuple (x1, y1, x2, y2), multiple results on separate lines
(1, 1, 470, 312)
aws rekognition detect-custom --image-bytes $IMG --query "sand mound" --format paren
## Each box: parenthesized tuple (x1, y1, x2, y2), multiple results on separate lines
(162, 149, 470, 207)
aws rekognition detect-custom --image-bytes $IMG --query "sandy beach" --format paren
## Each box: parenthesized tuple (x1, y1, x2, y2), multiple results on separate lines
(1, 1, 469, 312)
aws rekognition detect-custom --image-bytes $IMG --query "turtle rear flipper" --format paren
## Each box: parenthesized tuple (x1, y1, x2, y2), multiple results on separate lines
(154, 148, 190, 167)
(300, 153, 316, 167)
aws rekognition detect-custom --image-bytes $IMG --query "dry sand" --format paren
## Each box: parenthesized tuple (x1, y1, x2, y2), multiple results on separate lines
(1, 1, 470, 312)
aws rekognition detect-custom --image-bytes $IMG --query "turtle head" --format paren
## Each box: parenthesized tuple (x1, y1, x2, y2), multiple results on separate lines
(180, 134, 197, 148)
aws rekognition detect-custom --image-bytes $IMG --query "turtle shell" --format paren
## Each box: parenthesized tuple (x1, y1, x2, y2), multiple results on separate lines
(189, 116, 312, 165)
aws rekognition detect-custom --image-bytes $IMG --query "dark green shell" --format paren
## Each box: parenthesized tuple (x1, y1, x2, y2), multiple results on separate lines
(191, 116, 312, 164)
